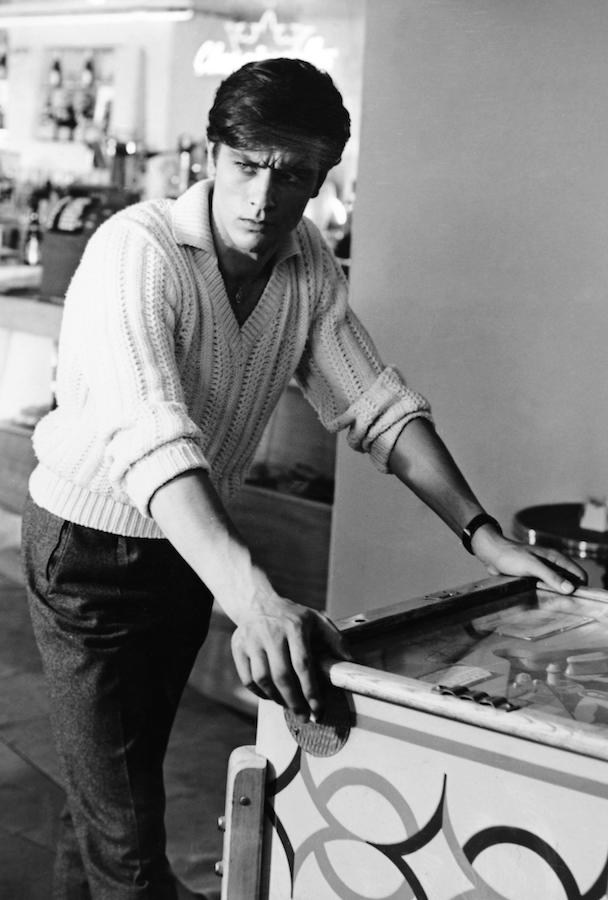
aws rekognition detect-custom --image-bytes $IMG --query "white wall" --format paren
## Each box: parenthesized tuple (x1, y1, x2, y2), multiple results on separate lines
(328, 0, 608, 617)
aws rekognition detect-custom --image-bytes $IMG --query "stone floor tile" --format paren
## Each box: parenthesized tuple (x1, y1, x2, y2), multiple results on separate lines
(0, 741, 62, 849)
(0, 671, 49, 725)
(0, 827, 55, 900)
(0, 715, 63, 786)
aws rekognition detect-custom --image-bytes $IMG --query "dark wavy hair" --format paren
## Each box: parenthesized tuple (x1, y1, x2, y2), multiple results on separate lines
(206, 57, 351, 173)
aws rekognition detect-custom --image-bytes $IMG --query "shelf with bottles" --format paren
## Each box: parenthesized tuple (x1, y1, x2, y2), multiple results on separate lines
(23, 208, 42, 267)
(0, 47, 7, 134)
(38, 47, 115, 146)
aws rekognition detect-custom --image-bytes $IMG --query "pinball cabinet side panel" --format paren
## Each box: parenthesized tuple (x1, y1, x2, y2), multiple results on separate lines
(253, 691, 608, 900)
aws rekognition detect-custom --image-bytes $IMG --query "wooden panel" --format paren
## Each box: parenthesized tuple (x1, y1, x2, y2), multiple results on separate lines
(228, 485, 332, 611)
(254, 383, 336, 483)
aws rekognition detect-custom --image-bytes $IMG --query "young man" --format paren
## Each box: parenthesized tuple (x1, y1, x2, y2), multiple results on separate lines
(22, 58, 585, 899)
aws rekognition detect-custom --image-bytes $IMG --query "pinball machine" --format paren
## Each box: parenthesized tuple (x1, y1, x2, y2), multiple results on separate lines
(218, 575, 608, 900)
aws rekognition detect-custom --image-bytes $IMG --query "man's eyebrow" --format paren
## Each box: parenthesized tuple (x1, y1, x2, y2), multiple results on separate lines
(232, 150, 313, 176)
(270, 161, 315, 178)
(232, 151, 259, 166)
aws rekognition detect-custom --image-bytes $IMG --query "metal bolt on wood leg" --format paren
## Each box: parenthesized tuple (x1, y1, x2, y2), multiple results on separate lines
(218, 745, 267, 900)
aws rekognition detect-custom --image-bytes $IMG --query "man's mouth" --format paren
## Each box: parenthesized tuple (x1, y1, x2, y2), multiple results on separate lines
(241, 218, 273, 232)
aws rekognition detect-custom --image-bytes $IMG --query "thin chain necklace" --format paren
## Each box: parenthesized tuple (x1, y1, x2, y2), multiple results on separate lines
(225, 271, 265, 304)
(222, 260, 273, 323)
(232, 277, 259, 305)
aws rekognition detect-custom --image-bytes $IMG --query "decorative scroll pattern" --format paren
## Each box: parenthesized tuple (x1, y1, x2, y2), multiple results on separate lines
(265, 746, 608, 900)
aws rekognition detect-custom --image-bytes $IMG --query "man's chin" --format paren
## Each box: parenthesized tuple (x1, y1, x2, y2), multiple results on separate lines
(234, 234, 273, 257)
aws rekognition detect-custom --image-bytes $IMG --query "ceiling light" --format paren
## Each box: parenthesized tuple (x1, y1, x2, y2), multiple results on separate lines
(0, 0, 193, 26)
(0, 11, 193, 25)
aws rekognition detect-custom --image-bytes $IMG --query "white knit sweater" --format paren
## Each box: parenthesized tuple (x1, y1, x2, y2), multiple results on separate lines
(29, 179, 432, 538)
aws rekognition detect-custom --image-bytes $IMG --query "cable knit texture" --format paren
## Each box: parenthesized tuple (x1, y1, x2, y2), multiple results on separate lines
(29, 179, 432, 538)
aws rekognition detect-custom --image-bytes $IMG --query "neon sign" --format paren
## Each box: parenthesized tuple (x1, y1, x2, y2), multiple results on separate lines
(193, 9, 339, 77)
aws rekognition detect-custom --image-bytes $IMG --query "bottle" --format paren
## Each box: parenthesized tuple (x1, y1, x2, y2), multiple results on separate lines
(81, 54, 95, 89)
(48, 55, 65, 140)
(0, 51, 7, 130)
(23, 211, 41, 266)
(177, 133, 195, 195)
(78, 55, 96, 129)
(49, 55, 62, 88)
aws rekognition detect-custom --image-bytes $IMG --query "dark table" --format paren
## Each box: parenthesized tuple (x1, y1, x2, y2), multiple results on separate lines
(513, 502, 608, 588)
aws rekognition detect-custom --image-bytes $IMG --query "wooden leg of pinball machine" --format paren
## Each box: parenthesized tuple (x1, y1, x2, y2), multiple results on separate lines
(216, 745, 267, 900)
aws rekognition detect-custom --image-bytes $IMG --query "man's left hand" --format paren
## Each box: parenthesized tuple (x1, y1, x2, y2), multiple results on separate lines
(472, 527, 587, 593)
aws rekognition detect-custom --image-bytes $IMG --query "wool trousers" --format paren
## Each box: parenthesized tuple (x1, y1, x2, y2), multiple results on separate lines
(21, 497, 213, 900)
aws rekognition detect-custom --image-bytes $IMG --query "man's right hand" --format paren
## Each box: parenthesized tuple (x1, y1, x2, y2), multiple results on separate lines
(150, 470, 351, 718)
(230, 591, 351, 719)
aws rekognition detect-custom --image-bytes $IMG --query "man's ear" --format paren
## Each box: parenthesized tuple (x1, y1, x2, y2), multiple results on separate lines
(310, 170, 329, 199)
(206, 141, 217, 176)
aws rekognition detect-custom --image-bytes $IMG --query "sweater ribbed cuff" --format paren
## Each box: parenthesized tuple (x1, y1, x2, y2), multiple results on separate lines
(124, 439, 210, 516)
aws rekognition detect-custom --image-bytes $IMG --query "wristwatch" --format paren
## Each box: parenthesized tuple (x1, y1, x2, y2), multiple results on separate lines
(462, 513, 502, 555)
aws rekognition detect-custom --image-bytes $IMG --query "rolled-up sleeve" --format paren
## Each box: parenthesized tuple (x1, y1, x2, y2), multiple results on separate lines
(295, 242, 432, 473)
(78, 217, 210, 515)
(107, 403, 209, 516)
(325, 365, 432, 472)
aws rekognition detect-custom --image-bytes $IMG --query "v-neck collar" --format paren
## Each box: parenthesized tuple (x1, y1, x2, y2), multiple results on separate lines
(190, 245, 287, 349)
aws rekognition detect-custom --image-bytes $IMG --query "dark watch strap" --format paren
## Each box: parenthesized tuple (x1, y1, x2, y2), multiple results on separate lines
(462, 513, 502, 554)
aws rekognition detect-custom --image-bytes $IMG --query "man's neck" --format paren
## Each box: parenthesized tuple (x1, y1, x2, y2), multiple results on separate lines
(216, 242, 271, 285)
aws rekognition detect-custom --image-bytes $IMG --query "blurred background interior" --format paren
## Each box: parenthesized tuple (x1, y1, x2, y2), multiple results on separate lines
(1, 0, 608, 894)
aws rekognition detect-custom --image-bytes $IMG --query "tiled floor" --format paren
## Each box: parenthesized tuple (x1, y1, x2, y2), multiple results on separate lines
(0, 508, 256, 899)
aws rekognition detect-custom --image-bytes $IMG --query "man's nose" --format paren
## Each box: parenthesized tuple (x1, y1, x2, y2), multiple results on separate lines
(248, 169, 277, 211)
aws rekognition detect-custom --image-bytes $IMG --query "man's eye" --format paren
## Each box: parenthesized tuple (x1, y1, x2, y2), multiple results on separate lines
(278, 170, 305, 185)
(235, 162, 257, 175)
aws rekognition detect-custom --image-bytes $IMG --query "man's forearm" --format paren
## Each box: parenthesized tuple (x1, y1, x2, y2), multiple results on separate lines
(388, 417, 485, 536)
(149, 468, 272, 622)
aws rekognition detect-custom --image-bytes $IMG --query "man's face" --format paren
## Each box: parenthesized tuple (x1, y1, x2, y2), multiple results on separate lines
(209, 143, 324, 261)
